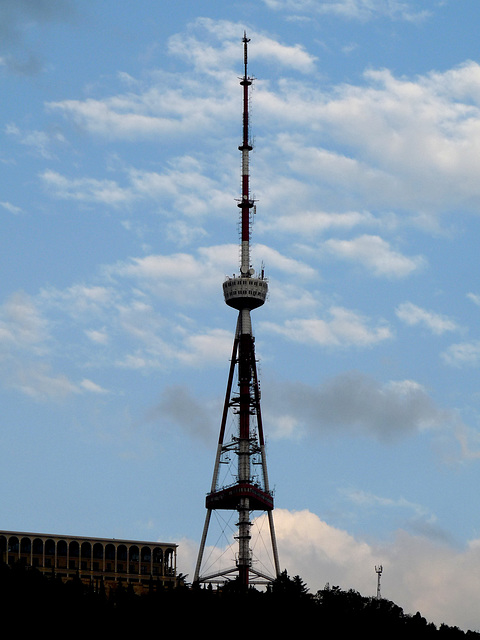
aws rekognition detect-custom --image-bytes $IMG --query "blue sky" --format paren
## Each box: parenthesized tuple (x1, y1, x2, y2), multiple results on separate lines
(3, 0, 480, 630)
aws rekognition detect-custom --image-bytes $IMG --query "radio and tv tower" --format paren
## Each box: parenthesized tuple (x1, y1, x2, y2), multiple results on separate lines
(193, 33, 281, 589)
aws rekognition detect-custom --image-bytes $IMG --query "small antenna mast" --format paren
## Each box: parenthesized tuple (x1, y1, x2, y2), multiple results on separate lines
(375, 564, 383, 599)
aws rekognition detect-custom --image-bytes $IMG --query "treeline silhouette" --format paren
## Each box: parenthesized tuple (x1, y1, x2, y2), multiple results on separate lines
(1, 561, 478, 636)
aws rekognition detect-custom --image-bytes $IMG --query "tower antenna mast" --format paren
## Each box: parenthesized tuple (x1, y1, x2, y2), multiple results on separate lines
(375, 564, 383, 599)
(194, 33, 281, 590)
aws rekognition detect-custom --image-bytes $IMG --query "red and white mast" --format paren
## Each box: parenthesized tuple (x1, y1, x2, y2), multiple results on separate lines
(239, 32, 253, 278)
(194, 33, 280, 589)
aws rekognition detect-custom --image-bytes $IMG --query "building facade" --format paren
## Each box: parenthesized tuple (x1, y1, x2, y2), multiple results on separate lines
(0, 529, 178, 594)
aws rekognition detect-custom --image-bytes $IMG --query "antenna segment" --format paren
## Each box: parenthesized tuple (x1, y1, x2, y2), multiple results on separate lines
(239, 32, 253, 277)
(194, 33, 280, 590)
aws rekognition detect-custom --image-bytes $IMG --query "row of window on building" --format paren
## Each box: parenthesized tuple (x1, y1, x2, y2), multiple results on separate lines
(0, 530, 178, 592)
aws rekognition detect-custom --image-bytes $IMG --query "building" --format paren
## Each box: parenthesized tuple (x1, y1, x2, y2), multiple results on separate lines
(0, 529, 178, 594)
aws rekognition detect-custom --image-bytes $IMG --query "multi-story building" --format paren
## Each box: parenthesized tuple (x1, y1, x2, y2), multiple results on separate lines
(0, 529, 178, 594)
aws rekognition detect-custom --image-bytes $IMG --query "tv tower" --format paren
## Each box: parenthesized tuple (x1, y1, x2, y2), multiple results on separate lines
(193, 33, 281, 589)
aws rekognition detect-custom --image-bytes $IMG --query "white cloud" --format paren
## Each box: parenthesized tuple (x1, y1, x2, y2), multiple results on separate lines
(115, 324, 233, 373)
(1, 360, 79, 401)
(266, 281, 319, 315)
(453, 423, 480, 462)
(0, 291, 108, 400)
(257, 135, 402, 215)
(0, 253, 245, 400)
(396, 302, 459, 335)
(261, 307, 391, 348)
(41, 22, 480, 225)
(269, 509, 480, 631)
(253, 36, 316, 73)
(6, 123, 65, 158)
(46, 71, 236, 141)
(84, 328, 110, 345)
(467, 292, 480, 307)
(342, 487, 434, 523)
(179, 507, 480, 630)
(41, 284, 117, 319)
(41, 170, 134, 206)
(105, 243, 313, 307)
(252, 60, 480, 219)
(22, 243, 299, 381)
(0, 291, 89, 400)
(176, 328, 234, 368)
(41, 158, 232, 221)
(0, 291, 50, 353)
(107, 252, 221, 305)
(442, 341, 480, 367)
(261, 0, 430, 22)
(165, 220, 208, 247)
(254, 244, 317, 278)
(0, 201, 22, 214)
(128, 159, 232, 217)
(47, 95, 206, 140)
(259, 208, 378, 236)
(324, 235, 425, 278)
(169, 18, 317, 74)
(80, 378, 109, 394)
(46, 20, 315, 146)
(268, 508, 377, 589)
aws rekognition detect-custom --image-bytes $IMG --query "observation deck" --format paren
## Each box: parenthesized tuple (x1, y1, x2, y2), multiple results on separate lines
(223, 276, 268, 310)
(205, 482, 274, 511)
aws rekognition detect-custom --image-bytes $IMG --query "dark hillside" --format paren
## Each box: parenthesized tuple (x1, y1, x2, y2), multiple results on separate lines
(1, 562, 478, 636)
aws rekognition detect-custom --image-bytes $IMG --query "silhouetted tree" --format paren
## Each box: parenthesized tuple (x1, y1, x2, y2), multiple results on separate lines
(1, 559, 479, 636)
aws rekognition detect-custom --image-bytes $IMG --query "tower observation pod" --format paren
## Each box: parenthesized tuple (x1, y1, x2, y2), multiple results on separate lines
(193, 34, 281, 590)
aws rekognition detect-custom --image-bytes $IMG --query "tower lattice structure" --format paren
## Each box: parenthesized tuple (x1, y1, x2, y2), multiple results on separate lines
(193, 34, 281, 589)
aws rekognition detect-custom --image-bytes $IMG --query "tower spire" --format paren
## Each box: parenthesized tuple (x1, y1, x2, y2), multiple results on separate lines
(239, 30, 253, 277)
(194, 34, 280, 590)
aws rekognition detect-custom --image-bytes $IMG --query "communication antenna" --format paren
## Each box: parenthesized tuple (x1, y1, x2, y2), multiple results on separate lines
(193, 33, 280, 590)
(375, 564, 383, 599)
